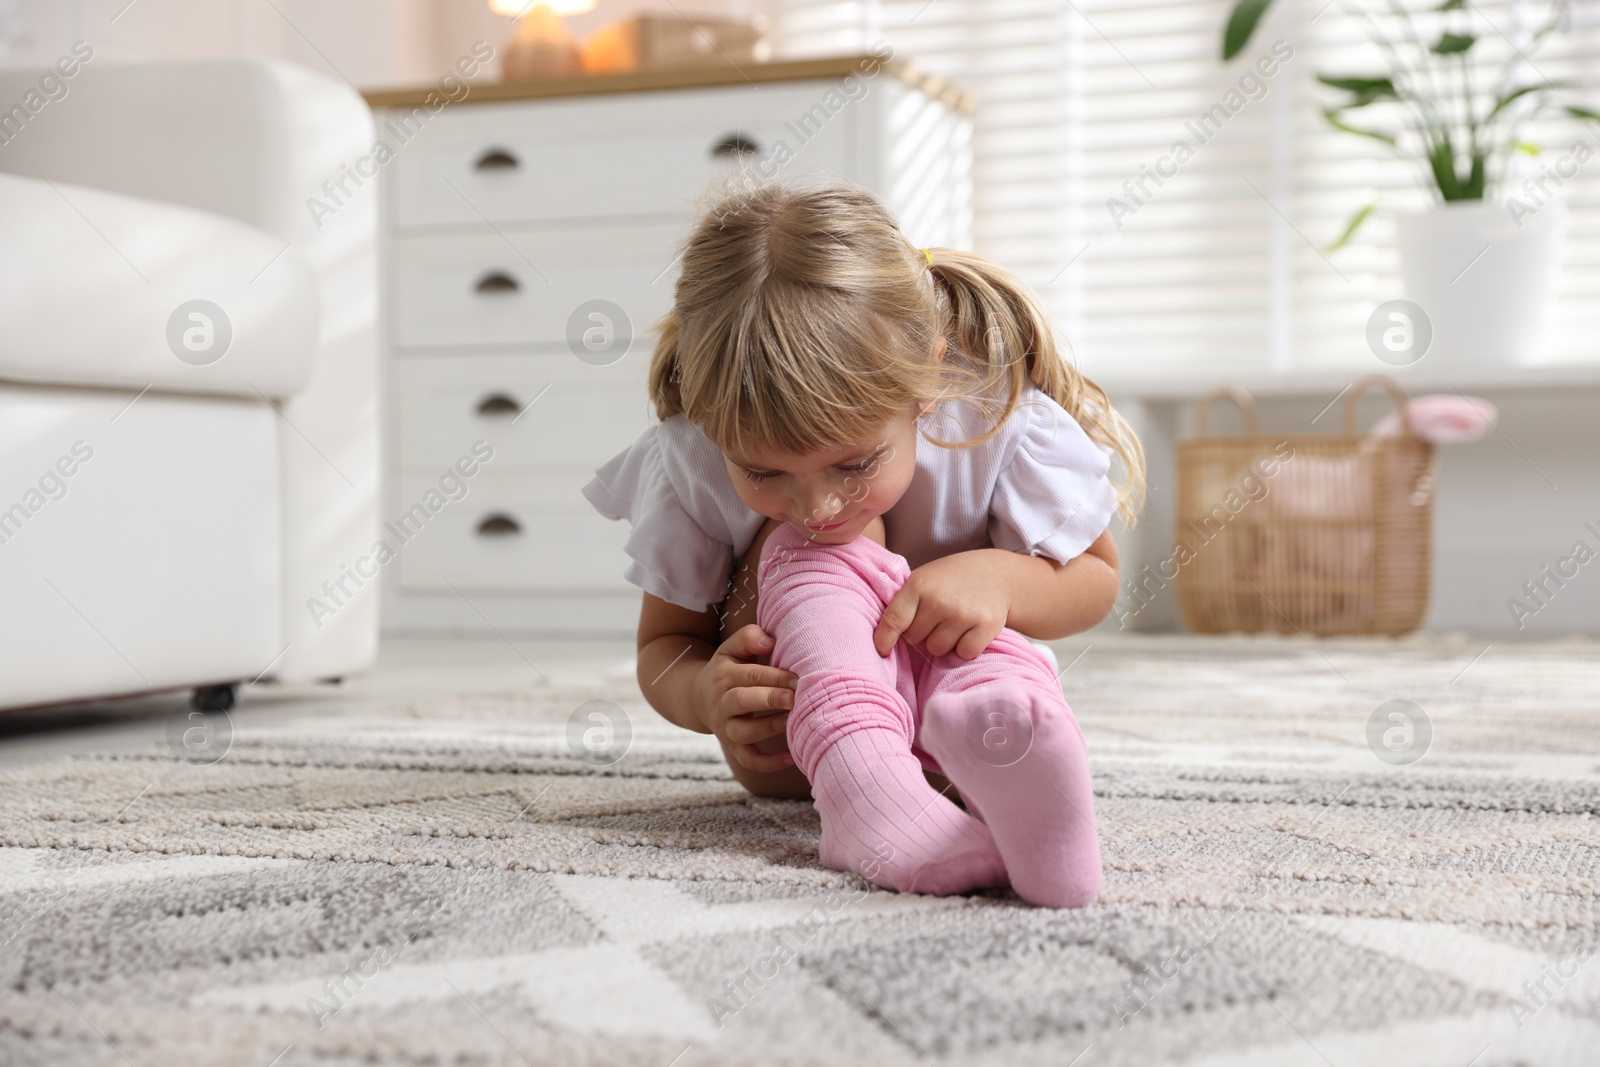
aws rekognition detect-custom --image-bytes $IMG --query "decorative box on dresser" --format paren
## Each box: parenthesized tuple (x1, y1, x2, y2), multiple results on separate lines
(363, 54, 973, 636)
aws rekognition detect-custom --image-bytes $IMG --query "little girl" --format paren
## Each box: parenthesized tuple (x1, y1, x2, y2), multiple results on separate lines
(582, 180, 1145, 907)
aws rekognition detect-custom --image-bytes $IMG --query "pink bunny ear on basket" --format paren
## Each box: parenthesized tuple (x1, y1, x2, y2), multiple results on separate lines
(1371, 394, 1497, 443)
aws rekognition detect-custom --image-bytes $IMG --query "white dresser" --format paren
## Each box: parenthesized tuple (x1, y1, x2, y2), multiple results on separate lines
(364, 55, 973, 636)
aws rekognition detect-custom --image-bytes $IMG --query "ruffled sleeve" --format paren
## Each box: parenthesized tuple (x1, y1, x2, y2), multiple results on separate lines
(987, 390, 1118, 563)
(581, 422, 737, 613)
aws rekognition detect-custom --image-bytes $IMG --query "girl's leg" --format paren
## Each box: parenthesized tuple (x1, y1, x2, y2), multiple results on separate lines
(915, 632, 1102, 908)
(717, 516, 953, 801)
(756, 522, 1005, 895)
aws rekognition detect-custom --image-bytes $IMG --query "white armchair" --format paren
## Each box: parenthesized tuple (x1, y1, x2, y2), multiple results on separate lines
(0, 60, 380, 711)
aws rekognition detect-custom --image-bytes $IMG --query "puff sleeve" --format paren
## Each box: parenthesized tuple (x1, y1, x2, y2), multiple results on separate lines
(581, 422, 737, 613)
(987, 391, 1118, 563)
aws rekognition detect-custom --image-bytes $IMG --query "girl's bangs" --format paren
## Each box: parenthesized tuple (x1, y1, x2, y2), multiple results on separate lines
(693, 298, 918, 458)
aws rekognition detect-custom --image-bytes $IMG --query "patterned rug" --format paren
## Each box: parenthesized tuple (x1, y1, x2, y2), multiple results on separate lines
(1, 635, 1597, 1066)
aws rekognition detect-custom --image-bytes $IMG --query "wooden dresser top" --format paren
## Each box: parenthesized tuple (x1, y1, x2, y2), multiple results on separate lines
(361, 54, 973, 115)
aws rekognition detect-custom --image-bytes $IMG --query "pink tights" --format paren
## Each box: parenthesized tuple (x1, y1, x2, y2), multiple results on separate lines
(755, 523, 1102, 908)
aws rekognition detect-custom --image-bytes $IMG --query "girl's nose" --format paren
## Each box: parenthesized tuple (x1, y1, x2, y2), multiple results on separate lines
(797, 488, 844, 525)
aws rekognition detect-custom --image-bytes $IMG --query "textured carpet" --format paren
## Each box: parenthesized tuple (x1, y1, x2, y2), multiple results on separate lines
(1, 636, 1598, 1067)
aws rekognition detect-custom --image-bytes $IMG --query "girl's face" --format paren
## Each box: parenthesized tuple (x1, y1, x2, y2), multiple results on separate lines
(722, 400, 927, 545)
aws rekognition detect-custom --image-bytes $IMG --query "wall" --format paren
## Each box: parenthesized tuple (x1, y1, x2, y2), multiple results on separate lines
(0, 0, 771, 88)
(1108, 387, 1600, 639)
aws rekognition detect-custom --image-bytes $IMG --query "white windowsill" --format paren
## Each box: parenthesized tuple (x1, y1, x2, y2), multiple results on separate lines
(1094, 361, 1600, 400)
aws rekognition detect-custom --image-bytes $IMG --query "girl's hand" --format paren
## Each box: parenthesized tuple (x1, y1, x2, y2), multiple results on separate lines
(692, 624, 799, 772)
(872, 550, 1015, 660)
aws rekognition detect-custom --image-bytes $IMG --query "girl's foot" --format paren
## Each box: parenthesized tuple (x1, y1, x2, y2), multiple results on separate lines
(804, 696, 1008, 895)
(919, 681, 1102, 907)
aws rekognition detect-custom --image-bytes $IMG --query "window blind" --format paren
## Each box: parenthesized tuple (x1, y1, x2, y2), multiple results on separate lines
(1290, 0, 1600, 369)
(762, 0, 1082, 339)
(764, 0, 1600, 375)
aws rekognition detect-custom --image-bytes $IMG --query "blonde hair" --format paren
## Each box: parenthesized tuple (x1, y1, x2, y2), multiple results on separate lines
(647, 179, 1146, 526)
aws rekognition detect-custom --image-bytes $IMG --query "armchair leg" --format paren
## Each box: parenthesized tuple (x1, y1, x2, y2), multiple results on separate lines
(191, 684, 237, 713)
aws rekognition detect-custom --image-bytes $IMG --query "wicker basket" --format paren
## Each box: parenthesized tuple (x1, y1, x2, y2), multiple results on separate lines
(1174, 374, 1436, 636)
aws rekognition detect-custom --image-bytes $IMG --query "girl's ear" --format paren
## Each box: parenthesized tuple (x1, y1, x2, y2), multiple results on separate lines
(932, 336, 947, 363)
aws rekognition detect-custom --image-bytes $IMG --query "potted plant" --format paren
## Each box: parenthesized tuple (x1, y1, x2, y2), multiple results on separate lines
(1223, 0, 1599, 366)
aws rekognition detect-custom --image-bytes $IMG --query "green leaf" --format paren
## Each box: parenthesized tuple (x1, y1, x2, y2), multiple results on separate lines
(1437, 0, 1465, 9)
(1325, 203, 1378, 253)
(1515, 141, 1541, 156)
(1427, 139, 1484, 199)
(1464, 153, 1486, 199)
(1566, 104, 1600, 123)
(1322, 108, 1397, 145)
(1317, 75, 1399, 108)
(1223, 0, 1276, 61)
(1427, 137, 1468, 200)
(1433, 33, 1475, 55)
(1532, 6, 1563, 43)
(1487, 85, 1547, 121)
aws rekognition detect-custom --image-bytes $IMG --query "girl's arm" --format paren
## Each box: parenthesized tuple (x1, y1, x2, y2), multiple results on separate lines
(637, 592, 799, 775)
(998, 528, 1120, 640)
(871, 529, 1120, 657)
(636, 594, 720, 733)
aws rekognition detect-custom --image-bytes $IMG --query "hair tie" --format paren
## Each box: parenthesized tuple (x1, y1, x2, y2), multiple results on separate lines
(921, 247, 935, 268)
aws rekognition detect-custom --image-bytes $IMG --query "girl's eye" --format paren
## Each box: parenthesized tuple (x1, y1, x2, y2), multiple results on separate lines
(741, 451, 880, 481)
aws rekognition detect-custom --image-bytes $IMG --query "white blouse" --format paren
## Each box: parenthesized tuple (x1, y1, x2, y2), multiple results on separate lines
(581, 381, 1117, 613)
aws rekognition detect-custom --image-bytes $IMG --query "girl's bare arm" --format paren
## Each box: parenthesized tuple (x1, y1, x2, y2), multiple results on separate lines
(636, 590, 799, 778)
(636, 595, 720, 733)
(1002, 529, 1120, 640)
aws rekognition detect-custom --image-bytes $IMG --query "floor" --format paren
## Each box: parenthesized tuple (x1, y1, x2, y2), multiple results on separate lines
(0, 637, 636, 770)
(0, 634, 1114, 769)
(0, 628, 1560, 770)
(3, 631, 1595, 1066)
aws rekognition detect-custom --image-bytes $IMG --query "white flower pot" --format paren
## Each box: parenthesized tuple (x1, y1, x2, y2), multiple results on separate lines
(1396, 199, 1564, 366)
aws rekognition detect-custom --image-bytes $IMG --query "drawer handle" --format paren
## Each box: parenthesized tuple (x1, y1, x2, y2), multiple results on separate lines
(474, 271, 520, 295)
(475, 392, 521, 417)
(710, 133, 760, 158)
(476, 513, 522, 537)
(473, 147, 520, 171)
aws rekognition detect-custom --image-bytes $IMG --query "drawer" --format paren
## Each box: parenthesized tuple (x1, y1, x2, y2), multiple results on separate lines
(391, 220, 681, 349)
(392, 470, 633, 593)
(386, 81, 854, 227)
(393, 355, 653, 471)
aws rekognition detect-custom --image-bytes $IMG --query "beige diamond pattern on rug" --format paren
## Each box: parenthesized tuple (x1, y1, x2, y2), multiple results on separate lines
(1, 637, 1597, 1066)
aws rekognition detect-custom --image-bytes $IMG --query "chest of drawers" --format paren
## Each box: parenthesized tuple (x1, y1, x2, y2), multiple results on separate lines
(364, 55, 973, 635)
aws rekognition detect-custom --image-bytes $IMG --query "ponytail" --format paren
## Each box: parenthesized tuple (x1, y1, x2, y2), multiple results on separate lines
(646, 307, 685, 421)
(923, 248, 1147, 526)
